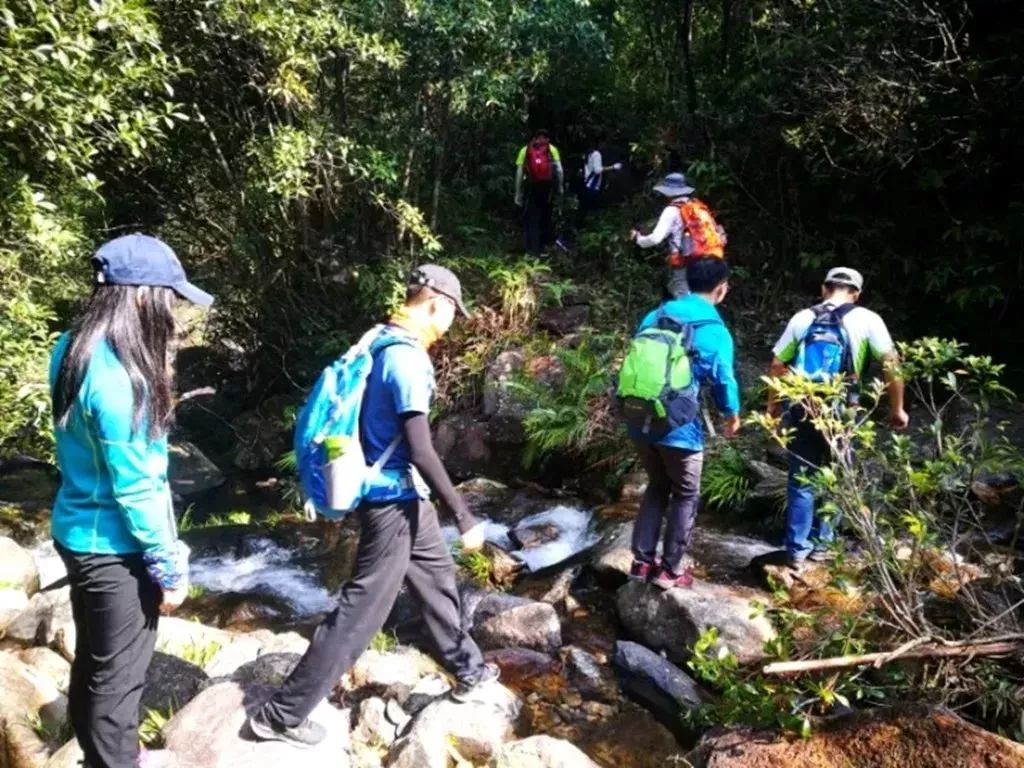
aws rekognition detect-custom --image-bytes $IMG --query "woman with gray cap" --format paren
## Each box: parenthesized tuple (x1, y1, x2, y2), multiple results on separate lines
(49, 234, 212, 767)
(630, 172, 727, 297)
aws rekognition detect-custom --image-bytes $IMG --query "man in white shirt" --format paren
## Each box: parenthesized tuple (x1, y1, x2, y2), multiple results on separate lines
(763, 267, 909, 567)
(577, 134, 622, 224)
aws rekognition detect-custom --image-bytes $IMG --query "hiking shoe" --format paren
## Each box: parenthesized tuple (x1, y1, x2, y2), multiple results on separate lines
(248, 706, 326, 748)
(652, 566, 694, 590)
(628, 560, 655, 582)
(451, 663, 501, 703)
(750, 549, 803, 571)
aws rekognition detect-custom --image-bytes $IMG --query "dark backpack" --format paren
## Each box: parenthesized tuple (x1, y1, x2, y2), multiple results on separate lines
(793, 303, 856, 382)
(525, 141, 553, 183)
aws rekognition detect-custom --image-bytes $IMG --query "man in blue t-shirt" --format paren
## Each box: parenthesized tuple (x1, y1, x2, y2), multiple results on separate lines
(251, 265, 498, 748)
(628, 259, 741, 589)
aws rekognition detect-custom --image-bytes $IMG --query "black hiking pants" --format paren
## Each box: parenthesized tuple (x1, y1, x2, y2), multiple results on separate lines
(56, 542, 161, 768)
(632, 442, 704, 574)
(262, 498, 485, 728)
(524, 182, 555, 255)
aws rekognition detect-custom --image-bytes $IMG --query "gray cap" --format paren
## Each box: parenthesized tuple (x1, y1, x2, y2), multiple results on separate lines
(653, 172, 695, 198)
(824, 267, 864, 291)
(410, 264, 469, 317)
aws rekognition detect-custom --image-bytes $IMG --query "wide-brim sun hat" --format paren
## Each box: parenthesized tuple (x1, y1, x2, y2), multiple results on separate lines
(653, 172, 695, 198)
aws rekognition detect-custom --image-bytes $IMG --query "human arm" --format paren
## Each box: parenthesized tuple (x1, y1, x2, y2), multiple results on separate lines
(882, 352, 909, 428)
(765, 357, 790, 418)
(702, 324, 742, 436)
(514, 164, 525, 206)
(86, 355, 187, 596)
(400, 413, 482, 538)
(632, 206, 677, 249)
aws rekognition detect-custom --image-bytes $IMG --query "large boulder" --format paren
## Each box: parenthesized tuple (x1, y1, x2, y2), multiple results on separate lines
(589, 522, 635, 588)
(0, 536, 40, 595)
(231, 395, 296, 472)
(688, 705, 1024, 768)
(343, 646, 442, 694)
(141, 652, 209, 715)
(0, 587, 30, 634)
(472, 598, 562, 654)
(0, 650, 68, 768)
(2, 586, 75, 660)
(434, 413, 514, 482)
(18, 647, 71, 694)
(562, 646, 617, 703)
(162, 681, 350, 768)
(491, 735, 598, 768)
(615, 580, 776, 665)
(168, 442, 225, 499)
(613, 641, 707, 734)
(156, 618, 308, 678)
(387, 682, 520, 768)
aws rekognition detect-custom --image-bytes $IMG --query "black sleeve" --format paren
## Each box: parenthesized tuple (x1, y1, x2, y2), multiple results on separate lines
(400, 413, 479, 534)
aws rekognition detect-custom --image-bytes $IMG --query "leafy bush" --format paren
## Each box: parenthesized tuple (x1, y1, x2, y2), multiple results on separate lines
(697, 337, 1024, 737)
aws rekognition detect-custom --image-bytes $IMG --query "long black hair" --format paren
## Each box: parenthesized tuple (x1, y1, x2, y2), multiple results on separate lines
(54, 284, 177, 441)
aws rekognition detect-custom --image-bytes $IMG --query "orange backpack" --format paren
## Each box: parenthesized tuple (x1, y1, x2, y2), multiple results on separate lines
(672, 199, 726, 261)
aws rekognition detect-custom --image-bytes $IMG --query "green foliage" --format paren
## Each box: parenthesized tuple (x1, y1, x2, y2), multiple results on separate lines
(735, 337, 1024, 737)
(369, 630, 398, 653)
(518, 335, 624, 470)
(27, 711, 74, 748)
(701, 445, 751, 512)
(453, 547, 493, 588)
(139, 706, 173, 749)
(180, 639, 221, 669)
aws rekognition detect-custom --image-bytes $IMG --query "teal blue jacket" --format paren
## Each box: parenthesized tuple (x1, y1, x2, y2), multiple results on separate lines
(49, 333, 179, 563)
(629, 293, 740, 452)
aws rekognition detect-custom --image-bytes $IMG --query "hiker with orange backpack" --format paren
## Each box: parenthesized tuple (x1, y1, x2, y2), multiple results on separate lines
(629, 172, 726, 296)
(515, 129, 564, 256)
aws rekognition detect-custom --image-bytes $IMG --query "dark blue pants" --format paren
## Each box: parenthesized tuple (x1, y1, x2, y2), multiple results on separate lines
(784, 416, 839, 560)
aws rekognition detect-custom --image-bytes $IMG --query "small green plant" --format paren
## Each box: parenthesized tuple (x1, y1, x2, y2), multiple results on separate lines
(180, 639, 221, 669)
(187, 584, 206, 600)
(139, 706, 173, 749)
(369, 629, 398, 653)
(454, 547, 493, 586)
(701, 445, 752, 512)
(28, 712, 74, 747)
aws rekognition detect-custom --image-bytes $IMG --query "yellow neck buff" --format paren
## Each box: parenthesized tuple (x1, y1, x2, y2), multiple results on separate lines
(389, 306, 441, 348)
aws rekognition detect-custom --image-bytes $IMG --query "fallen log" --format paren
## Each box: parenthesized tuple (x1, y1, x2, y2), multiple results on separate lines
(763, 637, 1024, 677)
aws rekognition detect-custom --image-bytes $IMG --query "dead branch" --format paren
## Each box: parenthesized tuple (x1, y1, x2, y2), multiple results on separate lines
(763, 636, 1024, 677)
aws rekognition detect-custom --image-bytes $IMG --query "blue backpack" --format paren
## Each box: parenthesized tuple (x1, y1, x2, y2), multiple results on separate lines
(793, 302, 856, 382)
(294, 326, 413, 520)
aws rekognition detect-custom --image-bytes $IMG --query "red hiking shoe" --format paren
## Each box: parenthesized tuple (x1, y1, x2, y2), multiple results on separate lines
(652, 566, 694, 590)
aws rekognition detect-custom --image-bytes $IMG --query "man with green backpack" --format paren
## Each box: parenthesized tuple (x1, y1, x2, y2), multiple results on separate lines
(616, 259, 741, 589)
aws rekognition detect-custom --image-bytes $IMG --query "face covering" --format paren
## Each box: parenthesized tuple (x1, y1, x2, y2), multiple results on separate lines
(389, 305, 442, 348)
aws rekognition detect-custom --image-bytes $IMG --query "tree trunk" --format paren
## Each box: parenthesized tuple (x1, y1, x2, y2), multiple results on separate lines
(681, 0, 698, 115)
(429, 86, 452, 233)
(720, 0, 732, 72)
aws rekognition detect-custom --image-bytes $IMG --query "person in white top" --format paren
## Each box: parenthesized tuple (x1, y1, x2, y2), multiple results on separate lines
(760, 267, 909, 568)
(577, 134, 622, 226)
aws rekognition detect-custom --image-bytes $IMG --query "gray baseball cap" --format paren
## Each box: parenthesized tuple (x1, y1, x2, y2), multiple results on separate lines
(410, 264, 469, 317)
(824, 267, 864, 291)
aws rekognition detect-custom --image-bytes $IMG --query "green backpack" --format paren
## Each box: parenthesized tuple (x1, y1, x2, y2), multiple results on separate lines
(616, 309, 715, 437)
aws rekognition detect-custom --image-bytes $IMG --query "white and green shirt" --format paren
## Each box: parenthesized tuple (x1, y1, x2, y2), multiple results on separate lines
(773, 300, 895, 377)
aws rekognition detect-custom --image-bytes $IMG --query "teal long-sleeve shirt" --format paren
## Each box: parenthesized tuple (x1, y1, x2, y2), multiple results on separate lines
(49, 333, 178, 558)
(628, 293, 740, 452)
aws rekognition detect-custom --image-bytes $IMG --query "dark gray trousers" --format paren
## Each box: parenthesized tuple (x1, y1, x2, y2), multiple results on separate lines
(632, 442, 704, 574)
(263, 498, 484, 727)
(56, 542, 160, 768)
